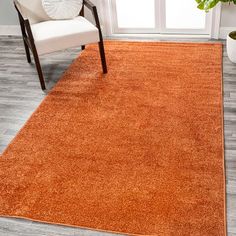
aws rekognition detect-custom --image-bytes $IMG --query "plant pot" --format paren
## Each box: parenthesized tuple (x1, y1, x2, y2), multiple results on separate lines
(227, 31, 236, 63)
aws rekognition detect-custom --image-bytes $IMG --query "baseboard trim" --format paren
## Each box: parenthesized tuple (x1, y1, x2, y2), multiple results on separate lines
(1, 24, 235, 40)
(219, 27, 236, 39)
(0, 25, 21, 36)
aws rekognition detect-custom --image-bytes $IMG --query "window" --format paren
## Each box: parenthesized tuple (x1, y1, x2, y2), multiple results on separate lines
(116, 0, 155, 29)
(108, 0, 215, 36)
(165, 0, 206, 29)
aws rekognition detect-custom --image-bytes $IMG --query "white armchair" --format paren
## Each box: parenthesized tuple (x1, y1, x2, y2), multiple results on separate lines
(14, 0, 107, 90)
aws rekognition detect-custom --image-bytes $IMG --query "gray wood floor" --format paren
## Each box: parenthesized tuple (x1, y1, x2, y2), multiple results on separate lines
(0, 36, 235, 236)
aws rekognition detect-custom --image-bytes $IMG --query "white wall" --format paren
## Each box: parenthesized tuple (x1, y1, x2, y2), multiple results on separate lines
(0, 0, 18, 25)
(0, 0, 20, 35)
(221, 3, 236, 27)
(219, 3, 236, 38)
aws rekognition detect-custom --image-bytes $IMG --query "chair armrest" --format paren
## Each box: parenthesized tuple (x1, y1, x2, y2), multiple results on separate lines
(83, 0, 102, 32)
(83, 0, 96, 11)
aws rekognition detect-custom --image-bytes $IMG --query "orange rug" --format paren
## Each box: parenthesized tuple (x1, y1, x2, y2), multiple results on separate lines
(0, 41, 225, 235)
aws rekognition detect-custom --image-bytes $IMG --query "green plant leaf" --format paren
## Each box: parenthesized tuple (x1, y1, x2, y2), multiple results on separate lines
(196, 0, 236, 11)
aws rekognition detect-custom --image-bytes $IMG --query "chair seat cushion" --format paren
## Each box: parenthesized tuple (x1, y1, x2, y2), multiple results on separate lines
(31, 16, 99, 55)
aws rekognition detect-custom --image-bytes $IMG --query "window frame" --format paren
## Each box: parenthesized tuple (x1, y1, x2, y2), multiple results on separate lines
(99, 0, 221, 39)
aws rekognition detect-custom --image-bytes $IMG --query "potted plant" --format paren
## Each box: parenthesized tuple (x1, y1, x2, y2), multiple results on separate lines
(196, 0, 236, 63)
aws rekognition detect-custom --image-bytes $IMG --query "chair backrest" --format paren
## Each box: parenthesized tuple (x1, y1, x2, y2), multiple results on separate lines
(15, 0, 51, 24)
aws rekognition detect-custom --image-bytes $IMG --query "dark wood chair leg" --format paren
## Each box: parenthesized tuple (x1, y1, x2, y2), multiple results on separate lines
(17, 11, 31, 64)
(16, 4, 46, 90)
(80, 6, 85, 52)
(23, 20, 46, 90)
(32, 50, 46, 90)
(83, 1, 107, 74)
(98, 40, 107, 74)
(23, 41, 31, 63)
